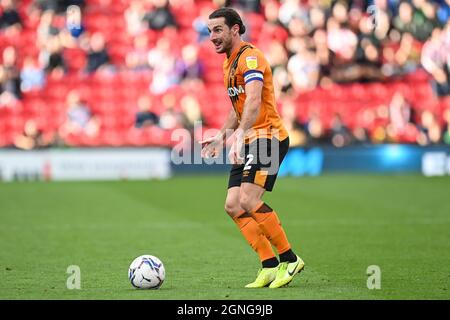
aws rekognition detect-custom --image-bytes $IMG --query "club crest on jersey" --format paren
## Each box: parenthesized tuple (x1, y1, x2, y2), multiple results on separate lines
(246, 56, 258, 69)
(228, 85, 245, 97)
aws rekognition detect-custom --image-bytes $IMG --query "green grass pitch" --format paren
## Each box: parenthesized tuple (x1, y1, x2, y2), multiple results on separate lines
(0, 175, 449, 299)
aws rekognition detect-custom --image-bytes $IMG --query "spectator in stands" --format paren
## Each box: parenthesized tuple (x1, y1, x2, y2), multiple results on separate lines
(382, 30, 401, 77)
(40, 35, 66, 76)
(258, 0, 288, 51)
(393, 1, 433, 41)
(305, 110, 326, 144)
(278, 0, 307, 28)
(390, 92, 412, 130)
(309, 5, 326, 32)
(393, 2, 416, 34)
(14, 119, 54, 150)
(20, 56, 45, 91)
(193, 4, 213, 43)
(281, 98, 306, 147)
(36, 9, 59, 48)
(287, 15, 310, 40)
(330, 113, 352, 147)
(24, 2, 43, 29)
(287, 38, 319, 92)
(417, 109, 442, 145)
(373, 6, 391, 41)
(158, 92, 183, 130)
(312, 28, 333, 88)
(125, 33, 150, 71)
(399, 32, 420, 73)
(0, 66, 18, 107)
(0, 0, 22, 32)
(383, 31, 421, 77)
(331, 1, 349, 26)
(354, 107, 376, 144)
(427, 121, 443, 144)
(353, 15, 384, 82)
(352, 126, 370, 144)
(60, 89, 100, 138)
(179, 94, 203, 130)
(35, 0, 85, 14)
(147, 36, 177, 94)
(371, 104, 391, 143)
(35, 0, 59, 12)
(386, 92, 419, 143)
(85, 32, 111, 73)
(421, 26, 450, 96)
(224, 0, 261, 13)
(326, 17, 359, 83)
(411, 0, 439, 41)
(124, 0, 147, 37)
(348, 3, 364, 33)
(144, 0, 177, 31)
(437, 0, 450, 25)
(135, 95, 159, 128)
(266, 40, 288, 71)
(175, 44, 203, 83)
(1, 46, 21, 99)
(272, 66, 292, 98)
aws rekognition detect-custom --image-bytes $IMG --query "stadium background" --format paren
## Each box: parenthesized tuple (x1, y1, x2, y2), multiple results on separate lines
(0, 0, 449, 300)
(0, 0, 449, 151)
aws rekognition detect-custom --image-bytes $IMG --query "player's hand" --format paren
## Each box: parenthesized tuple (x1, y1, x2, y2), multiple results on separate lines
(199, 135, 222, 159)
(228, 132, 244, 165)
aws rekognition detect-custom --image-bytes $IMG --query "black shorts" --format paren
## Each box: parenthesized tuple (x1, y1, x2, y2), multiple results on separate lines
(228, 137, 289, 192)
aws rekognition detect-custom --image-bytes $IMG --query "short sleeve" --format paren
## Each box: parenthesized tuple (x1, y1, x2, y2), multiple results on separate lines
(238, 49, 267, 85)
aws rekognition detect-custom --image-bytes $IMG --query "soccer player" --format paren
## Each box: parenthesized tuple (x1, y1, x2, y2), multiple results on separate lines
(200, 7, 305, 288)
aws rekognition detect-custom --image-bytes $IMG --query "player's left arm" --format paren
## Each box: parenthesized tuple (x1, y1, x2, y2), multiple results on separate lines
(234, 80, 263, 140)
(229, 82, 262, 164)
(228, 50, 267, 164)
(229, 81, 262, 164)
(235, 50, 267, 141)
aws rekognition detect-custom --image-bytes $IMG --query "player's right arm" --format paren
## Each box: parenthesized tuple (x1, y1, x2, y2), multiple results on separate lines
(200, 108, 238, 158)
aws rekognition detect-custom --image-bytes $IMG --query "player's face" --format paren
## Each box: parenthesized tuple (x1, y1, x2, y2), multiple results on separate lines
(207, 18, 233, 54)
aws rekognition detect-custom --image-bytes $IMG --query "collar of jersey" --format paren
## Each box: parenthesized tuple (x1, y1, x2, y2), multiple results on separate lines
(226, 41, 249, 63)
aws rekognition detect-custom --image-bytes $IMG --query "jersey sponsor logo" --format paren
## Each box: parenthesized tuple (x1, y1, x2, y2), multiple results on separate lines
(228, 85, 245, 97)
(246, 56, 258, 69)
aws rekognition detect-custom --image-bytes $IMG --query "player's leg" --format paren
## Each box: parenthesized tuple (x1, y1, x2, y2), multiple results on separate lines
(225, 186, 275, 264)
(239, 137, 305, 288)
(226, 166, 278, 288)
(239, 182, 305, 289)
(239, 182, 296, 262)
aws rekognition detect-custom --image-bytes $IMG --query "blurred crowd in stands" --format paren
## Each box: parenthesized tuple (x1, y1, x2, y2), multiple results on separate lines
(0, 0, 449, 149)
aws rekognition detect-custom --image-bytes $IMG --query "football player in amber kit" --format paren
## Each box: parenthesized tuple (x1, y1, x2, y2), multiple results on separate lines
(200, 8, 304, 288)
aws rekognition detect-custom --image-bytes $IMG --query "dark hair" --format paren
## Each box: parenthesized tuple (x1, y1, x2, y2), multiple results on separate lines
(209, 7, 246, 35)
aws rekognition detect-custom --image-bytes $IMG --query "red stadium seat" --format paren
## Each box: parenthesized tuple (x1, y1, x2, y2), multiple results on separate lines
(65, 48, 87, 73)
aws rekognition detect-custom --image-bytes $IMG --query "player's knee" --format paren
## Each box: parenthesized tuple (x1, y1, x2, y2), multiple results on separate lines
(239, 193, 254, 213)
(224, 201, 240, 217)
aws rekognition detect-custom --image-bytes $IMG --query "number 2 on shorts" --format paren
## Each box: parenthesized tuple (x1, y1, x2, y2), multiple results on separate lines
(244, 154, 254, 171)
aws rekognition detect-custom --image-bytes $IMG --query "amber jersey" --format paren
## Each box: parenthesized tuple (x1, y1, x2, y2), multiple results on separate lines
(223, 41, 288, 143)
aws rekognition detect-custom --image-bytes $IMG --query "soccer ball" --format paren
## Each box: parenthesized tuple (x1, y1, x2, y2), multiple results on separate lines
(128, 255, 165, 289)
